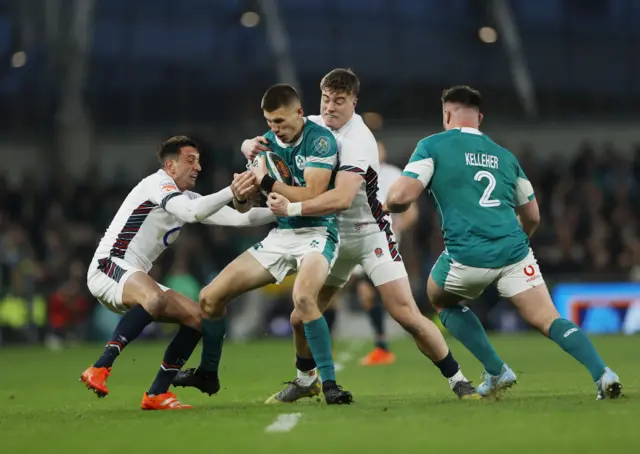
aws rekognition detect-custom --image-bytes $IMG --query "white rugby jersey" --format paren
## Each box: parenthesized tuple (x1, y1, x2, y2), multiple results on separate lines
(377, 163, 403, 208)
(92, 170, 198, 273)
(307, 114, 393, 237)
(91, 169, 275, 274)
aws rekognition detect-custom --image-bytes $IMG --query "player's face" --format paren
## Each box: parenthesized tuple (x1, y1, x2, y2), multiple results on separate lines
(321, 89, 356, 130)
(264, 105, 304, 143)
(168, 146, 201, 191)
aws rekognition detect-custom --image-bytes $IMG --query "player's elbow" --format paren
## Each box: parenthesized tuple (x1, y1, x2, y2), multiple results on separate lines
(335, 192, 356, 212)
(387, 189, 411, 213)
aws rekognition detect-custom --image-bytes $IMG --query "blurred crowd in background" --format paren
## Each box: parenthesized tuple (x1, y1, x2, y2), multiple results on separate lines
(1, 0, 640, 345)
(1, 139, 639, 345)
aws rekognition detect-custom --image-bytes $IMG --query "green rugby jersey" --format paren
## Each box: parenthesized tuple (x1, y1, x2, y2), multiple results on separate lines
(263, 119, 339, 231)
(402, 127, 535, 268)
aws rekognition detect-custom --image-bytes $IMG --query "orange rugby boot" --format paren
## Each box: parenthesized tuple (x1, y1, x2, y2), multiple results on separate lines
(80, 366, 111, 398)
(359, 347, 396, 366)
(141, 392, 193, 410)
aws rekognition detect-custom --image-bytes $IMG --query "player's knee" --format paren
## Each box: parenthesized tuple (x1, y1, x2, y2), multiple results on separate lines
(199, 287, 225, 319)
(292, 290, 317, 315)
(142, 291, 169, 318)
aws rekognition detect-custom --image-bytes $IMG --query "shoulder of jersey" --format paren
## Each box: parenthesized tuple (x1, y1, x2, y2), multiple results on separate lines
(417, 129, 459, 148)
(307, 115, 324, 126)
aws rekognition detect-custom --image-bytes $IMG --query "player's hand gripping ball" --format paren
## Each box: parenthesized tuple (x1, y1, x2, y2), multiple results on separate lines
(251, 152, 294, 206)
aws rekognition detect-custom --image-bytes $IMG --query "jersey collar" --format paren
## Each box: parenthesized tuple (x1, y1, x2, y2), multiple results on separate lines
(458, 127, 483, 135)
(274, 118, 307, 148)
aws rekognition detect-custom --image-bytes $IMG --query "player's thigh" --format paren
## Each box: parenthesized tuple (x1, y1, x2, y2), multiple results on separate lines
(325, 255, 359, 289)
(499, 250, 558, 332)
(358, 231, 408, 287)
(201, 250, 276, 306)
(121, 270, 167, 311)
(428, 252, 495, 307)
(293, 252, 330, 303)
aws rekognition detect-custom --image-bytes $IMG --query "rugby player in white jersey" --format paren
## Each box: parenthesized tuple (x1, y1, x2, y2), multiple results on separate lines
(242, 69, 479, 402)
(81, 136, 274, 409)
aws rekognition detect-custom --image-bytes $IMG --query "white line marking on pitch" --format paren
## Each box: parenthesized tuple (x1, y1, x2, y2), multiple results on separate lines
(265, 413, 303, 433)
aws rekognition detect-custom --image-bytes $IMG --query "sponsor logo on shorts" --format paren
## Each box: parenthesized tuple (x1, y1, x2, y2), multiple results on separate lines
(310, 240, 319, 248)
(253, 242, 263, 250)
(374, 247, 383, 258)
(523, 265, 541, 283)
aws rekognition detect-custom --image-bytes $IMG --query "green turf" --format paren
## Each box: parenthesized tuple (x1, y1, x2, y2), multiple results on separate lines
(0, 334, 637, 453)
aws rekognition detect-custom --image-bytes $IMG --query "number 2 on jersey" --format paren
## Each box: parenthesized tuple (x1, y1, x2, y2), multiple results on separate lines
(474, 170, 501, 207)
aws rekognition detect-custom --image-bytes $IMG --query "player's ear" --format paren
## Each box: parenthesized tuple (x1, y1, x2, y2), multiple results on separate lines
(297, 106, 304, 118)
(353, 97, 358, 109)
(478, 112, 484, 126)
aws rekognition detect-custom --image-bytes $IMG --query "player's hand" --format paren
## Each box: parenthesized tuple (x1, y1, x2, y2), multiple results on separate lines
(231, 171, 257, 201)
(381, 202, 389, 215)
(241, 136, 270, 161)
(250, 154, 267, 183)
(267, 192, 290, 216)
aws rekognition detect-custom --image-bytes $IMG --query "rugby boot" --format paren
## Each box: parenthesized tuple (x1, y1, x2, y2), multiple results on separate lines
(80, 366, 111, 398)
(172, 367, 220, 396)
(265, 376, 322, 404)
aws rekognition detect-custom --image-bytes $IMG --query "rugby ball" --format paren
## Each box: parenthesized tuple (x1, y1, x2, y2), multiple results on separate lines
(252, 151, 294, 190)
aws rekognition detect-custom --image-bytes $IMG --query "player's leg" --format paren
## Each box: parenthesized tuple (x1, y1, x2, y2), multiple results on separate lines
(427, 253, 514, 397)
(292, 251, 351, 404)
(173, 232, 285, 394)
(265, 284, 338, 404)
(499, 252, 621, 399)
(140, 289, 202, 409)
(83, 260, 189, 398)
(356, 273, 395, 366)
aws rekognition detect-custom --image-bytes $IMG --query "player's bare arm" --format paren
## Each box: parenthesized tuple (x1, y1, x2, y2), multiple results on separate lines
(267, 170, 362, 217)
(516, 199, 540, 238)
(251, 154, 333, 202)
(386, 176, 424, 213)
(391, 202, 419, 233)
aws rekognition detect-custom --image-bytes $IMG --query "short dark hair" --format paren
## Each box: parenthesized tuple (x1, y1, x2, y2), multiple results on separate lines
(261, 84, 301, 112)
(320, 68, 360, 97)
(441, 85, 482, 110)
(157, 136, 198, 166)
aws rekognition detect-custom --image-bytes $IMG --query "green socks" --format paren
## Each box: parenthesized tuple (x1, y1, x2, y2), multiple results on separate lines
(200, 317, 228, 373)
(303, 316, 336, 382)
(548, 318, 606, 381)
(439, 306, 504, 376)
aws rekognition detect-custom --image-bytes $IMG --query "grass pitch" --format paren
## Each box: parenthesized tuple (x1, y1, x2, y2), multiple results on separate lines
(1, 334, 638, 453)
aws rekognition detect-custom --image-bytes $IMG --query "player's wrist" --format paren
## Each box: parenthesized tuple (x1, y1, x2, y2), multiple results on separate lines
(287, 202, 302, 217)
(260, 175, 276, 193)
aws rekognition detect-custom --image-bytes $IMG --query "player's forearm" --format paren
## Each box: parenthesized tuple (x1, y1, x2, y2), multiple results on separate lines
(272, 181, 323, 203)
(298, 188, 354, 216)
(233, 197, 253, 213)
(203, 205, 276, 227)
(164, 187, 233, 223)
(386, 190, 413, 213)
(518, 215, 539, 238)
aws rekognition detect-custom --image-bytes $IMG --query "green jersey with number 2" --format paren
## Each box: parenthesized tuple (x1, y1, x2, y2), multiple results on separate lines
(402, 127, 535, 268)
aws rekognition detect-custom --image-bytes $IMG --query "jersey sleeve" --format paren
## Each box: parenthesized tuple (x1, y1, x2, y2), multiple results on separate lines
(514, 162, 535, 206)
(306, 131, 338, 171)
(402, 139, 434, 188)
(148, 174, 182, 208)
(337, 137, 371, 176)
